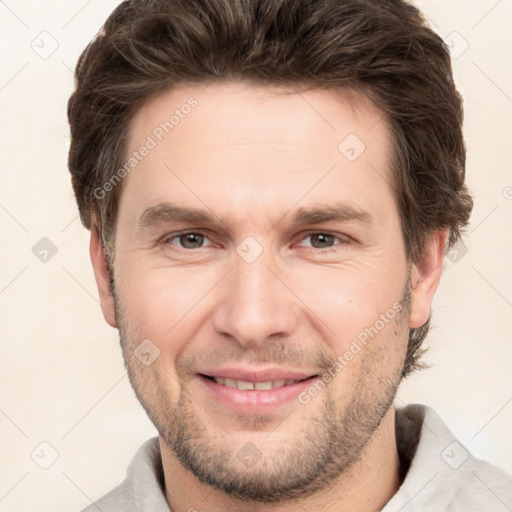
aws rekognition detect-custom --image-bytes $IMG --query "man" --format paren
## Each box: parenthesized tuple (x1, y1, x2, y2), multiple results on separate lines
(67, 0, 512, 510)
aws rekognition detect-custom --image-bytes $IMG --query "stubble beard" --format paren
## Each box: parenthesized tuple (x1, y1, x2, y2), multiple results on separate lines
(113, 279, 411, 503)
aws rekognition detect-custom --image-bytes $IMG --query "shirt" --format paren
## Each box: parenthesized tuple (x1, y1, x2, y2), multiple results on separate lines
(81, 403, 512, 511)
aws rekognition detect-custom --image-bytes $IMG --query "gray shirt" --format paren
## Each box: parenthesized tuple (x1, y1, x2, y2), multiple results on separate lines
(81, 404, 512, 511)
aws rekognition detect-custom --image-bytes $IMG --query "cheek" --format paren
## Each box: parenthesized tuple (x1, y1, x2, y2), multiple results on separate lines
(118, 265, 216, 345)
(283, 258, 407, 347)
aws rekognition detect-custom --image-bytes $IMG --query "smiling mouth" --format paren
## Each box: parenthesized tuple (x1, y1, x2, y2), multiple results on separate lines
(200, 374, 318, 391)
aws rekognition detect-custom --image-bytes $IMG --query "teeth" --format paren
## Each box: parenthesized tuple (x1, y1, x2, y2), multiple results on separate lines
(255, 381, 273, 390)
(213, 377, 297, 390)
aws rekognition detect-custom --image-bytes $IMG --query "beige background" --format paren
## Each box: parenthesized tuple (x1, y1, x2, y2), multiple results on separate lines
(0, 0, 511, 510)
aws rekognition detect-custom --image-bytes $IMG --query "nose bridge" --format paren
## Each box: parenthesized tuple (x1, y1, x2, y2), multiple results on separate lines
(212, 245, 298, 347)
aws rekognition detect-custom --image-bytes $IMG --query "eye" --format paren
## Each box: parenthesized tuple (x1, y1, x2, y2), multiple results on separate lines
(164, 231, 215, 250)
(297, 232, 350, 250)
(161, 231, 350, 252)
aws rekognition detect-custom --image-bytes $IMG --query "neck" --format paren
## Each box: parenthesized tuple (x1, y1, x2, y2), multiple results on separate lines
(160, 406, 402, 512)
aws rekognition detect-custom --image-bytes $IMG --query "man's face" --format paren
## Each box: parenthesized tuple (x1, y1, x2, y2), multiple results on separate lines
(96, 82, 432, 502)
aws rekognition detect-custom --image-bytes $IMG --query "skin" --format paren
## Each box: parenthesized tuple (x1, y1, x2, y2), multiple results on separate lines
(90, 82, 446, 512)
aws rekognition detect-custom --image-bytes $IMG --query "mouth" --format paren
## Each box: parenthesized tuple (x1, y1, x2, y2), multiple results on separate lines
(197, 373, 321, 414)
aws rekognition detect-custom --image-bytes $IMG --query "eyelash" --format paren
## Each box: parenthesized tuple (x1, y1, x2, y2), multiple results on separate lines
(162, 230, 351, 252)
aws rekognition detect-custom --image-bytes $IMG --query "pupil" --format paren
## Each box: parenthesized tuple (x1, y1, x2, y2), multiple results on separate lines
(182, 233, 203, 248)
(313, 234, 332, 248)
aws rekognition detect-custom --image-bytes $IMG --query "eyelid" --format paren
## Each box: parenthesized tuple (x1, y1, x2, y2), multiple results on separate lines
(161, 229, 352, 251)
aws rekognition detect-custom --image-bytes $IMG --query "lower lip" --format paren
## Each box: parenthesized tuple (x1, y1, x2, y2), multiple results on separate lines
(198, 374, 320, 414)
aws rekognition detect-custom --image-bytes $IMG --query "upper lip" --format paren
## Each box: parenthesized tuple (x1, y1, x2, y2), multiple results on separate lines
(199, 366, 318, 382)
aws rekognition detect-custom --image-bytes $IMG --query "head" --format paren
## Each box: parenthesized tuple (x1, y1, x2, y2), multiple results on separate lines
(68, 0, 473, 504)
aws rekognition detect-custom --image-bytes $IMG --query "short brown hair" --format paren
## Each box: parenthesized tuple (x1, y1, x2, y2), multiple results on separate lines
(67, 0, 473, 377)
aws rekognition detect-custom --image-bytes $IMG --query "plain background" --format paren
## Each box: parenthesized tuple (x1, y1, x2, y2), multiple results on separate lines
(0, 0, 511, 510)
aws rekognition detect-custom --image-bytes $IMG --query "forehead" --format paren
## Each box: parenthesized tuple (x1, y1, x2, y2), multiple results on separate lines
(129, 82, 389, 154)
(121, 82, 395, 228)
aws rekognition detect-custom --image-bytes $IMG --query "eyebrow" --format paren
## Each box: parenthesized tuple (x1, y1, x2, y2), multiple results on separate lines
(138, 201, 373, 229)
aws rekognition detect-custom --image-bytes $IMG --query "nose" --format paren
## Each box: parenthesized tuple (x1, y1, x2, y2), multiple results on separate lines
(211, 247, 300, 349)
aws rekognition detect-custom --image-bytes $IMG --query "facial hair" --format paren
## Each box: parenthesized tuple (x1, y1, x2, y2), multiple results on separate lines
(113, 276, 411, 503)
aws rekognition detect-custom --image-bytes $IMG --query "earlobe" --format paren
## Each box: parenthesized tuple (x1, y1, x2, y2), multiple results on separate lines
(409, 231, 448, 329)
(89, 227, 117, 328)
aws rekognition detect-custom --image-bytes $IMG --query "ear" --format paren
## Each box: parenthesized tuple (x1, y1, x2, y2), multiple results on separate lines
(90, 227, 117, 328)
(409, 231, 448, 329)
